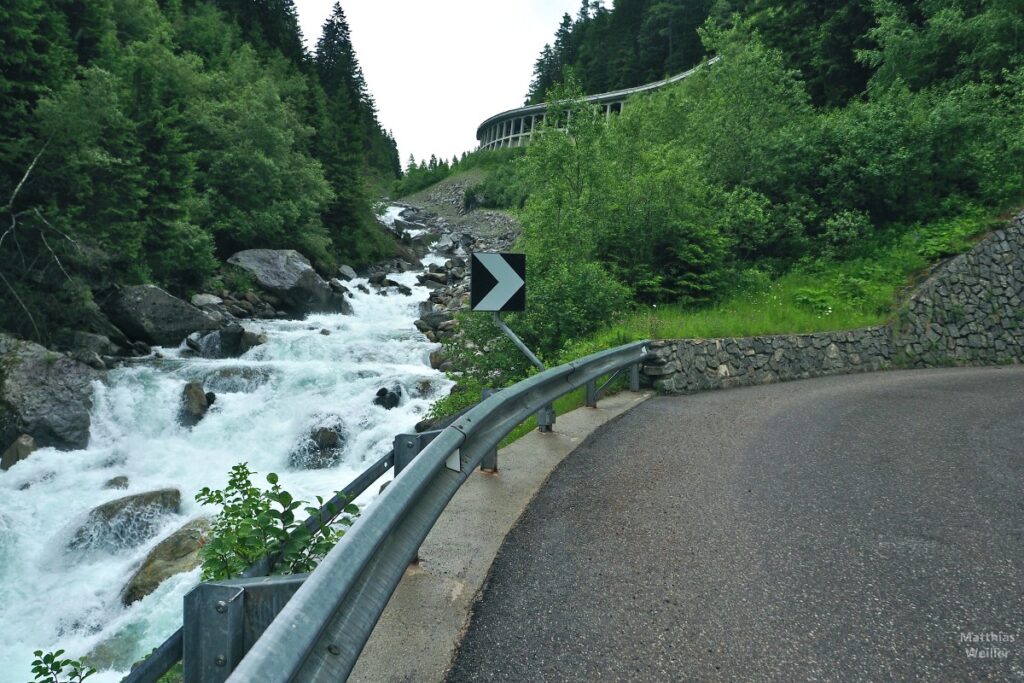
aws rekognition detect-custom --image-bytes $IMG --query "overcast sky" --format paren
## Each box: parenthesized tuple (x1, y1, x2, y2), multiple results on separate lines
(294, 0, 583, 166)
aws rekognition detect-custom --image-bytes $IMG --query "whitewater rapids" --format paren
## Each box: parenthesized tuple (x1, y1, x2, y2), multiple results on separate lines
(0, 258, 452, 681)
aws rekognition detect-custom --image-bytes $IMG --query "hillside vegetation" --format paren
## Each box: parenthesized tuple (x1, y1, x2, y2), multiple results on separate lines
(0, 0, 401, 344)
(443, 1, 1022, 390)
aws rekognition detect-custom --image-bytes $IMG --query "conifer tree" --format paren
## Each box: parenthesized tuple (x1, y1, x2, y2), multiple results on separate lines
(315, 3, 372, 251)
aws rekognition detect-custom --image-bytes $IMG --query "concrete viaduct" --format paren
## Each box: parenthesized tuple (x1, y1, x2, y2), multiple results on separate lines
(475, 58, 717, 151)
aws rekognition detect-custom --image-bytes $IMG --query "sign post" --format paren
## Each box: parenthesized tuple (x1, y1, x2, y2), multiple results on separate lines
(470, 253, 554, 433)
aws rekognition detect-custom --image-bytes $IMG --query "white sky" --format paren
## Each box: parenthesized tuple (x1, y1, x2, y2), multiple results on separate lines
(294, 0, 583, 165)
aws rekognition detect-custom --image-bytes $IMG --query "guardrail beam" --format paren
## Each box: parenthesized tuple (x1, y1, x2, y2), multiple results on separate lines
(222, 341, 652, 683)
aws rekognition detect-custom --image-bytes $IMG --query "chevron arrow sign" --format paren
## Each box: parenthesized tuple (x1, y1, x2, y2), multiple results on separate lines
(470, 253, 526, 312)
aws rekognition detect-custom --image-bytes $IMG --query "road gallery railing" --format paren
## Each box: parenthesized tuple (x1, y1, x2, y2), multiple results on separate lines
(128, 340, 649, 683)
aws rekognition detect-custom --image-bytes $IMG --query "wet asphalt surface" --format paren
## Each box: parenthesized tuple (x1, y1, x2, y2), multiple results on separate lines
(446, 367, 1024, 682)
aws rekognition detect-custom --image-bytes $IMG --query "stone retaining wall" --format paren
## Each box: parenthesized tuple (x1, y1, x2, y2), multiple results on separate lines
(893, 212, 1024, 367)
(644, 211, 1024, 394)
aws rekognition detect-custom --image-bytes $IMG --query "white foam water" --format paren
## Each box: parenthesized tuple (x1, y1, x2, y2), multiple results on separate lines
(0, 252, 452, 680)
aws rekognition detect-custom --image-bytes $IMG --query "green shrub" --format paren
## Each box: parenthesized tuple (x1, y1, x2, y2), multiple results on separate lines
(196, 463, 358, 580)
(30, 650, 95, 683)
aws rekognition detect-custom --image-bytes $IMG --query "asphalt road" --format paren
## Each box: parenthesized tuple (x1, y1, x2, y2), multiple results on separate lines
(446, 367, 1024, 682)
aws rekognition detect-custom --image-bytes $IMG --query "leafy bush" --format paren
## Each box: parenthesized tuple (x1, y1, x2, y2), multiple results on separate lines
(913, 212, 994, 261)
(425, 376, 486, 421)
(30, 650, 95, 683)
(441, 313, 538, 388)
(464, 163, 531, 211)
(822, 210, 873, 258)
(196, 463, 358, 580)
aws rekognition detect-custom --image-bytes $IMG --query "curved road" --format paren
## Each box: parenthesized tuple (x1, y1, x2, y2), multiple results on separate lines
(447, 367, 1024, 682)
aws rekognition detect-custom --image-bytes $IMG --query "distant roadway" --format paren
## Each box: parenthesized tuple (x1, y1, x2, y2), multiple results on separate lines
(447, 367, 1024, 682)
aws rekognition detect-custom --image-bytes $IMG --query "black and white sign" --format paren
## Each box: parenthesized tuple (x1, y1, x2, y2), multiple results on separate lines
(471, 253, 526, 312)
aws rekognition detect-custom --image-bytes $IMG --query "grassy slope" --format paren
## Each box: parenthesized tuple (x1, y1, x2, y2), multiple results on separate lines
(567, 209, 1006, 355)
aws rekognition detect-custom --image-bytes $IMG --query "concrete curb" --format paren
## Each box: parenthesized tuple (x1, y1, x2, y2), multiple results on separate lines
(349, 391, 652, 683)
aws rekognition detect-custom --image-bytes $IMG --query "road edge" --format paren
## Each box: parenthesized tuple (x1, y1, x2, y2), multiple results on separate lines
(349, 391, 652, 683)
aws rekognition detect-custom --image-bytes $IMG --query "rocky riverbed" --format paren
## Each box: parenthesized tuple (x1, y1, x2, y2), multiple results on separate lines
(0, 185, 521, 680)
(381, 182, 522, 381)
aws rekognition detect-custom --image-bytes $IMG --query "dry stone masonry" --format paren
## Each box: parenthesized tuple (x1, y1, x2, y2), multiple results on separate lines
(644, 211, 1024, 393)
(893, 212, 1024, 366)
(644, 328, 894, 394)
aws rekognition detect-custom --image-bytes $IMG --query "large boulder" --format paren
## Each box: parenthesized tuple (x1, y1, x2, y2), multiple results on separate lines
(66, 488, 181, 554)
(0, 334, 103, 451)
(227, 250, 353, 317)
(190, 324, 267, 359)
(104, 285, 221, 347)
(215, 323, 267, 357)
(121, 517, 210, 605)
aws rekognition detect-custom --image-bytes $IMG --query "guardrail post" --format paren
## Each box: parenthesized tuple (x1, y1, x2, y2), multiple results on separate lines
(183, 584, 245, 683)
(393, 434, 421, 477)
(536, 404, 555, 432)
(184, 575, 306, 683)
(630, 363, 641, 392)
(480, 388, 499, 471)
(585, 380, 599, 407)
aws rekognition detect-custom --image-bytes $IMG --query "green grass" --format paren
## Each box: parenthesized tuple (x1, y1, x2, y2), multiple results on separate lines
(567, 209, 1001, 352)
(497, 386, 587, 448)
(498, 374, 632, 448)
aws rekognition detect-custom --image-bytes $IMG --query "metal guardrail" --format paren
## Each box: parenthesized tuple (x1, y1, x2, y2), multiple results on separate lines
(221, 340, 650, 683)
(125, 446, 403, 683)
(126, 340, 649, 682)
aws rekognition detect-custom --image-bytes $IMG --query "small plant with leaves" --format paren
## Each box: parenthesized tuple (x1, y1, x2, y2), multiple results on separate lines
(196, 463, 358, 580)
(29, 649, 95, 683)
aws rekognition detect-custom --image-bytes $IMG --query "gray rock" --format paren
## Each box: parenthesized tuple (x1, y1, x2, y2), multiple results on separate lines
(425, 272, 448, 285)
(422, 312, 453, 329)
(203, 366, 271, 394)
(1, 434, 37, 470)
(104, 476, 129, 490)
(179, 381, 213, 427)
(80, 299, 130, 347)
(0, 334, 102, 451)
(85, 623, 147, 672)
(219, 324, 267, 357)
(373, 386, 401, 410)
(72, 331, 117, 357)
(289, 424, 346, 469)
(104, 285, 221, 347)
(191, 294, 223, 307)
(227, 249, 353, 317)
(121, 518, 210, 605)
(191, 324, 266, 359)
(66, 488, 182, 554)
(338, 265, 358, 281)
